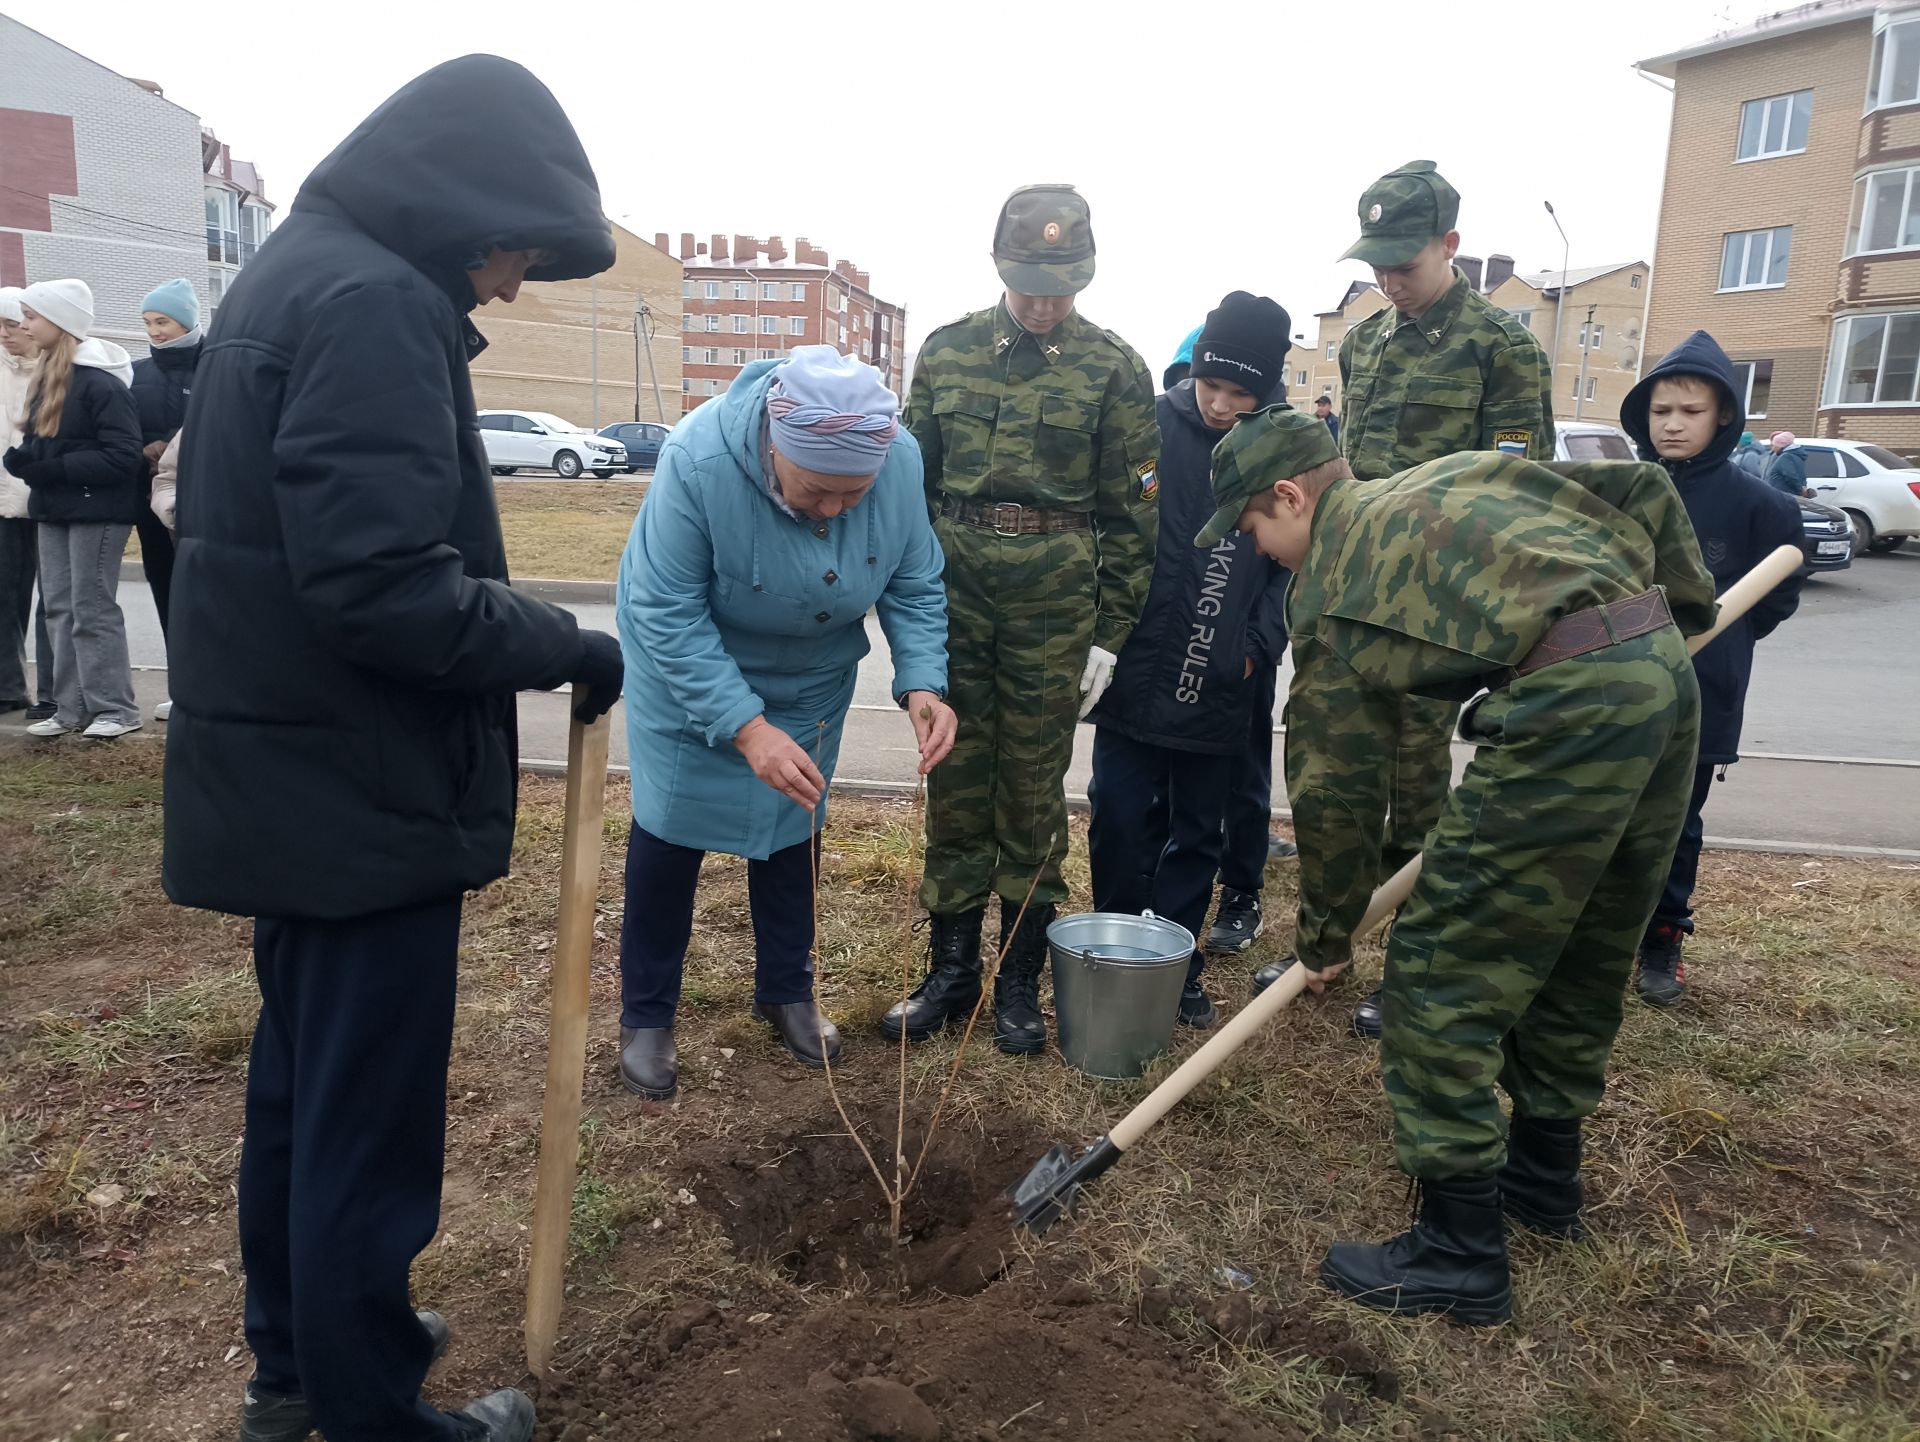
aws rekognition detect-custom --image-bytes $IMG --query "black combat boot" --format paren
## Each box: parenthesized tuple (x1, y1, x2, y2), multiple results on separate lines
(1250, 954, 1297, 998)
(993, 898, 1055, 1056)
(1498, 1115, 1585, 1239)
(1350, 986, 1385, 1040)
(1320, 1174, 1512, 1326)
(879, 910, 984, 1042)
(239, 1311, 451, 1442)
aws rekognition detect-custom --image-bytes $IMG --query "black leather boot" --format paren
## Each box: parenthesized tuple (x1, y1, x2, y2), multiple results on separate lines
(878, 909, 984, 1042)
(239, 1311, 451, 1442)
(993, 898, 1054, 1056)
(1250, 954, 1297, 998)
(753, 999, 842, 1068)
(618, 1026, 677, 1099)
(1350, 986, 1385, 1040)
(1499, 1115, 1585, 1239)
(1320, 1174, 1511, 1325)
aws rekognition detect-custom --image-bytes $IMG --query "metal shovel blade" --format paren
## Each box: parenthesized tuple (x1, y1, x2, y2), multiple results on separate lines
(1008, 1136, 1123, 1234)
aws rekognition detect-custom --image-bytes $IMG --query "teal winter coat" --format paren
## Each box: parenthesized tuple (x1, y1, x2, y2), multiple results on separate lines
(617, 360, 948, 858)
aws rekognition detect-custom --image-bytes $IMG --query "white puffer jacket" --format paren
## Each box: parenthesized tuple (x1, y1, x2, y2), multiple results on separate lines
(0, 348, 34, 519)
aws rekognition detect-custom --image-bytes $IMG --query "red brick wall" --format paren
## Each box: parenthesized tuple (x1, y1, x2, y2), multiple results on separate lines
(0, 107, 78, 230)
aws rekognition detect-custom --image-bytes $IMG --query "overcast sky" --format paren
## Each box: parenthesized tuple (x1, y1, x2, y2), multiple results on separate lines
(14, 0, 1770, 370)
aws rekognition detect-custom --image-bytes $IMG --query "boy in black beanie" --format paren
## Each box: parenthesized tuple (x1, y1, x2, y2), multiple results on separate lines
(1086, 291, 1294, 1027)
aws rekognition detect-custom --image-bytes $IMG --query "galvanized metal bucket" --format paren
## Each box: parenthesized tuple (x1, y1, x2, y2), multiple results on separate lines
(1046, 911, 1195, 1080)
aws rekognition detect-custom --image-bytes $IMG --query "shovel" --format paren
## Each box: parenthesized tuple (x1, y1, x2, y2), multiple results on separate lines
(523, 710, 612, 1377)
(1010, 542, 1804, 1233)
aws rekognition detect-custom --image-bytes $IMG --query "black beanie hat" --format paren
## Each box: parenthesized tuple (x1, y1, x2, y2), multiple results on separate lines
(1190, 291, 1291, 404)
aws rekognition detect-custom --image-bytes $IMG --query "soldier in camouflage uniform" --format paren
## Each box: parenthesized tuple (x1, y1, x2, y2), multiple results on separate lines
(880, 184, 1160, 1056)
(1197, 408, 1713, 1324)
(1331, 160, 1557, 1042)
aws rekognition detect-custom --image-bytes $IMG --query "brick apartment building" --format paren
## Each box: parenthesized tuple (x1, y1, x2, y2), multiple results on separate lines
(470, 223, 684, 426)
(667, 233, 906, 413)
(1640, 0, 1920, 448)
(1489, 261, 1651, 423)
(1, 14, 272, 350)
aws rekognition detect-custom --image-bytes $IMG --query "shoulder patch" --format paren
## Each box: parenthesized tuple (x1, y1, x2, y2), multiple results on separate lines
(1495, 428, 1532, 456)
(1136, 458, 1158, 501)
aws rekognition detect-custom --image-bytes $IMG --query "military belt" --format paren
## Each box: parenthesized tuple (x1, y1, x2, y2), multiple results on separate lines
(940, 495, 1091, 536)
(1510, 588, 1674, 680)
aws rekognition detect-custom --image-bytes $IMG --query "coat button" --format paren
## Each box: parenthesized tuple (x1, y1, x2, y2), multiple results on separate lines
(813, 524, 829, 538)
(867, 555, 877, 565)
(752, 583, 763, 592)
(815, 611, 831, 623)
(823, 570, 838, 585)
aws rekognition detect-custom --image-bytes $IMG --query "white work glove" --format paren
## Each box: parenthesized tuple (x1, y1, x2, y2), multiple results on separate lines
(1077, 645, 1118, 720)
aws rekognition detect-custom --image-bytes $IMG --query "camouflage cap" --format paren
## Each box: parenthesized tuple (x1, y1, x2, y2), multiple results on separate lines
(992, 183, 1096, 296)
(1340, 160, 1460, 267)
(1195, 405, 1341, 547)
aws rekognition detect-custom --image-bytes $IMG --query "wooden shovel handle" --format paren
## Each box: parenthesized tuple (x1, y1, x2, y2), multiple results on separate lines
(1108, 857, 1422, 1152)
(524, 710, 611, 1378)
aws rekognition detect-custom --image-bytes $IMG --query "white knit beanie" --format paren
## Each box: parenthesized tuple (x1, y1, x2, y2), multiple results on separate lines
(20, 278, 95, 339)
(0, 286, 23, 324)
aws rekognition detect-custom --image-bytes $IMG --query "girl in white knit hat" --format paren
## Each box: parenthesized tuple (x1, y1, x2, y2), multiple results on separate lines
(3, 279, 145, 738)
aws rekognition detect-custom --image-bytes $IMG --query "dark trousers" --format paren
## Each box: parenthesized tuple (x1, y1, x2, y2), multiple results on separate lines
(134, 506, 175, 638)
(239, 896, 469, 1442)
(1648, 763, 1718, 937)
(618, 821, 819, 1029)
(0, 516, 41, 706)
(1219, 663, 1278, 895)
(1087, 728, 1234, 983)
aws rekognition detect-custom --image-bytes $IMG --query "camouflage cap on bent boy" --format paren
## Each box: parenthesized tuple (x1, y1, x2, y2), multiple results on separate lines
(993, 183, 1096, 296)
(1340, 160, 1460, 267)
(1195, 406, 1341, 547)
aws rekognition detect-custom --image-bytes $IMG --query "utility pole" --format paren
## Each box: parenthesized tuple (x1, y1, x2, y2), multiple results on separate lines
(1545, 200, 1569, 407)
(1574, 303, 1597, 419)
(636, 301, 665, 422)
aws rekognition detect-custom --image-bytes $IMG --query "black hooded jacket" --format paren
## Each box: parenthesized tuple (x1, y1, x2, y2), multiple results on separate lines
(130, 336, 201, 447)
(1086, 382, 1290, 753)
(162, 56, 617, 920)
(1620, 330, 1802, 765)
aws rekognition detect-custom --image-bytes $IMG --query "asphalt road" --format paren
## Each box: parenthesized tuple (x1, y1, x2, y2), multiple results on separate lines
(30, 545, 1920, 856)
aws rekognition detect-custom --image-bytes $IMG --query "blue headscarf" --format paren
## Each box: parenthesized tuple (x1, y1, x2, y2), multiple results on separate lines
(766, 345, 900, 475)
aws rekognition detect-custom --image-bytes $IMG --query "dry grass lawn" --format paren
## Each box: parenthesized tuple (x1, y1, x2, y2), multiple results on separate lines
(2, 743, 1917, 1441)
(494, 480, 645, 583)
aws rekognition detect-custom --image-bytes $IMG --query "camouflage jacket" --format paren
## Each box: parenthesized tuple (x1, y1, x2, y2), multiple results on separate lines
(1337, 270, 1555, 482)
(1284, 455, 1717, 971)
(907, 300, 1161, 653)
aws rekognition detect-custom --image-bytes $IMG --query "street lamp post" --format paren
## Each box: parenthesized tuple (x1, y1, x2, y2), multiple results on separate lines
(1545, 200, 1569, 408)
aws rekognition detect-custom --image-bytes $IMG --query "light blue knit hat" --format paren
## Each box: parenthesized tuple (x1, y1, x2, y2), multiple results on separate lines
(141, 278, 200, 330)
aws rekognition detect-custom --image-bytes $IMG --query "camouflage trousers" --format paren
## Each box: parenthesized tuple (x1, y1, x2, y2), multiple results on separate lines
(1381, 627, 1700, 1179)
(1383, 695, 1457, 876)
(919, 518, 1096, 914)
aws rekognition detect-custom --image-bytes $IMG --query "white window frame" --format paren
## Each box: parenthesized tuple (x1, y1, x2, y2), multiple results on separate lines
(1325, 341, 1336, 360)
(682, 280, 694, 298)
(1731, 358, 1774, 420)
(1718, 227, 1792, 292)
(731, 348, 747, 366)
(761, 281, 778, 300)
(1736, 90, 1812, 162)
(760, 315, 778, 334)
(1868, 14, 1920, 114)
(789, 317, 806, 336)
(706, 315, 721, 332)
(1585, 377, 1597, 402)
(703, 348, 720, 365)
(1630, 272, 1642, 289)
(1847, 166, 1920, 256)
(732, 281, 750, 300)
(1822, 310, 1920, 406)
(733, 314, 750, 333)
(681, 346, 692, 362)
(790, 283, 807, 301)
(703, 281, 720, 300)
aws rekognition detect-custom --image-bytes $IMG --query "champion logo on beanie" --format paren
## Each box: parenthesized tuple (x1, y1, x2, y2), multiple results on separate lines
(1189, 291, 1291, 404)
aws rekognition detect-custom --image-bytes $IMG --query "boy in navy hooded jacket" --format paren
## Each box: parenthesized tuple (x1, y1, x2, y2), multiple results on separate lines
(1620, 331, 1802, 1005)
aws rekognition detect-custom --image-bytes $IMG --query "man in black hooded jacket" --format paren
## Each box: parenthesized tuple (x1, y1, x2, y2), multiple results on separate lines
(163, 57, 624, 1442)
(1619, 330, 1802, 1008)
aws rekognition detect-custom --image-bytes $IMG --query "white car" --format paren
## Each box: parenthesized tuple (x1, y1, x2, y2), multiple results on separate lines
(1798, 438, 1920, 554)
(1553, 421, 1636, 462)
(477, 410, 627, 479)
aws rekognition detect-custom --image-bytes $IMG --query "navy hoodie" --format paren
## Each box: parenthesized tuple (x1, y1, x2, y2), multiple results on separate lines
(1087, 381, 1289, 754)
(1620, 330, 1802, 765)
